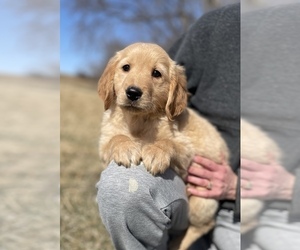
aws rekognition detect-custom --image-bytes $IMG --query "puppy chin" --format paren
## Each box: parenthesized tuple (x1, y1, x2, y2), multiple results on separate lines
(121, 104, 143, 113)
(118, 99, 154, 114)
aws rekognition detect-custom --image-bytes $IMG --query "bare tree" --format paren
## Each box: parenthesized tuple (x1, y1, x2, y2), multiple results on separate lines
(62, 0, 203, 77)
(62, 0, 240, 77)
(64, 0, 201, 47)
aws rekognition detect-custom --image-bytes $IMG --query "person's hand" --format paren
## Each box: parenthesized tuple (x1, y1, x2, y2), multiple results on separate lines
(186, 155, 237, 200)
(241, 158, 295, 200)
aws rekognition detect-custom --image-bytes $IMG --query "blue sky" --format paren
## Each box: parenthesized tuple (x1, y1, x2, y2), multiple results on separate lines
(0, 7, 38, 75)
(0, 1, 203, 77)
(62, 1, 203, 76)
(60, 6, 81, 75)
(0, 2, 59, 76)
(0, 1, 138, 76)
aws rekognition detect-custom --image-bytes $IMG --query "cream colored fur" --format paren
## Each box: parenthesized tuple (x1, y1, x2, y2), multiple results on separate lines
(241, 119, 281, 233)
(98, 43, 229, 249)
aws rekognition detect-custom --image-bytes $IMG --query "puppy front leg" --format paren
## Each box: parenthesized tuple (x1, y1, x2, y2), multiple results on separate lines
(102, 135, 141, 167)
(142, 139, 175, 175)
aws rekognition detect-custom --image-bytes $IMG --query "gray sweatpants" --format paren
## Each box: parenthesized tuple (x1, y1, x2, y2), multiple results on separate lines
(244, 209, 300, 250)
(96, 162, 239, 250)
(96, 162, 189, 250)
(190, 209, 240, 250)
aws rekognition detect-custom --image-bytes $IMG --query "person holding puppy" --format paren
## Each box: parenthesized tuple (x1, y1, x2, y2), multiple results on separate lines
(97, 3, 240, 250)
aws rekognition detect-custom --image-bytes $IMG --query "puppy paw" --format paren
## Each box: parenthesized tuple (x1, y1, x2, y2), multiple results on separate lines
(102, 135, 141, 167)
(142, 144, 172, 175)
(110, 140, 141, 167)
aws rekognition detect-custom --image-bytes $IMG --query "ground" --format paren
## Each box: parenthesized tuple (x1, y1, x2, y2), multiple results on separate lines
(0, 75, 113, 250)
(0, 76, 59, 250)
(60, 76, 113, 250)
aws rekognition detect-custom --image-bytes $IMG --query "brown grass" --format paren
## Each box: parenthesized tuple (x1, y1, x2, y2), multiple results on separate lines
(60, 76, 113, 250)
(0, 76, 60, 249)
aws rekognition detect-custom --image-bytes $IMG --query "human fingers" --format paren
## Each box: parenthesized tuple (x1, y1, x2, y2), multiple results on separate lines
(187, 186, 223, 199)
(241, 186, 270, 199)
(186, 175, 212, 189)
(240, 168, 258, 180)
(241, 178, 272, 199)
(241, 158, 268, 171)
(187, 187, 210, 198)
(188, 165, 213, 180)
(240, 178, 253, 191)
(192, 155, 219, 171)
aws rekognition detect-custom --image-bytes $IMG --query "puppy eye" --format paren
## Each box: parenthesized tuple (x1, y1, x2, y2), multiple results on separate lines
(152, 69, 162, 78)
(122, 64, 130, 72)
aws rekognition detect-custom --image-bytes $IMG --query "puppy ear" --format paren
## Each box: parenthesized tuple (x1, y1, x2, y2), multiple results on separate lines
(98, 54, 119, 110)
(166, 64, 188, 120)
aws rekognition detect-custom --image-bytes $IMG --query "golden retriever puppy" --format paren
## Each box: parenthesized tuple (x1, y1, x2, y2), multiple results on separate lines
(98, 43, 229, 249)
(241, 119, 281, 233)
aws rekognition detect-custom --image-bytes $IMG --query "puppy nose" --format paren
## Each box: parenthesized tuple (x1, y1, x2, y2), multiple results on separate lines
(126, 86, 143, 101)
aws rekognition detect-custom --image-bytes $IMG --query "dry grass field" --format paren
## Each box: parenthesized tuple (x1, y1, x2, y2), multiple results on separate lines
(0, 76, 60, 250)
(60, 76, 113, 250)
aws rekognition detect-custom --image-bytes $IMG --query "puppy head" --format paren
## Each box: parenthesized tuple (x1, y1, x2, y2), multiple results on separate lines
(98, 43, 187, 119)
